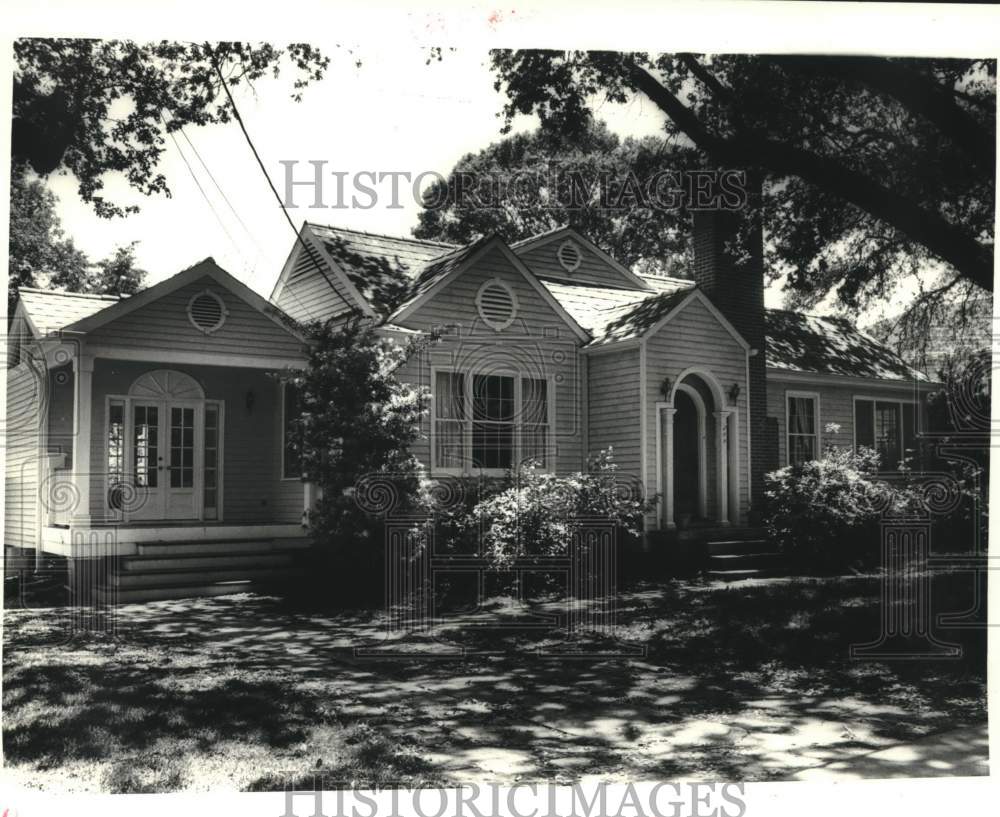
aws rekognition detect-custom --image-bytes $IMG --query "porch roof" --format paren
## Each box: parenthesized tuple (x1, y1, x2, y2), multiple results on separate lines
(17, 287, 122, 336)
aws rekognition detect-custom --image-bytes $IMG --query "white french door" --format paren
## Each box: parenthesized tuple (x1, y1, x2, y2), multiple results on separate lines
(126, 399, 204, 521)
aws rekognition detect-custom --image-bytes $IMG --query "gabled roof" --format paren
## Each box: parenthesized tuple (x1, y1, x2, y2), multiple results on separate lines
(540, 278, 698, 346)
(16, 288, 123, 336)
(512, 225, 654, 291)
(59, 258, 307, 342)
(765, 309, 929, 382)
(387, 234, 591, 342)
(306, 223, 456, 315)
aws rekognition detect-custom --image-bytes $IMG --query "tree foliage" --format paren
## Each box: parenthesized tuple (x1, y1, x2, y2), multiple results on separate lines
(414, 121, 694, 276)
(8, 164, 149, 307)
(8, 163, 90, 305)
(90, 241, 147, 296)
(286, 319, 429, 559)
(13, 39, 329, 217)
(489, 51, 995, 344)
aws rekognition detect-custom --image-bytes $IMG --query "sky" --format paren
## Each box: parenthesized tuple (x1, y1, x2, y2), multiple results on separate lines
(47, 44, 684, 300)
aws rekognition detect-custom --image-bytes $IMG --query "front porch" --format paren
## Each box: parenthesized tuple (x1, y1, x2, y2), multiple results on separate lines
(40, 521, 308, 558)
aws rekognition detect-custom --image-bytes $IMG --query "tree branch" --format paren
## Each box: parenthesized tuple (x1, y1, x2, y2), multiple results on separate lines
(772, 56, 995, 171)
(625, 61, 994, 292)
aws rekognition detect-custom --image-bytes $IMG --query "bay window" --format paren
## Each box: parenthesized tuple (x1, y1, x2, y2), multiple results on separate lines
(433, 370, 552, 473)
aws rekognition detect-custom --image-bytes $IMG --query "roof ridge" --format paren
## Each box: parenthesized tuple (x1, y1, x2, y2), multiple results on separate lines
(766, 306, 855, 323)
(510, 223, 572, 248)
(306, 222, 458, 249)
(19, 287, 122, 301)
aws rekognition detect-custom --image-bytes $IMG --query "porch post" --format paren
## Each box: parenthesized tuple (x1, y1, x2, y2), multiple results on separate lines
(71, 354, 94, 526)
(662, 407, 677, 530)
(715, 410, 731, 526)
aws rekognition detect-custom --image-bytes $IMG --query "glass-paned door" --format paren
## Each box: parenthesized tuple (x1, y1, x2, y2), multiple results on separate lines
(166, 404, 199, 519)
(129, 401, 163, 520)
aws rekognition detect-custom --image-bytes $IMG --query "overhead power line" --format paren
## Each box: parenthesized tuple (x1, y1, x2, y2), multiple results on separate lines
(166, 124, 256, 277)
(208, 52, 360, 321)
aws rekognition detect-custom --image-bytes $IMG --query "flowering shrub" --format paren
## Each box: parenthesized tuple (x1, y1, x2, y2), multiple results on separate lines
(764, 447, 917, 569)
(468, 449, 654, 570)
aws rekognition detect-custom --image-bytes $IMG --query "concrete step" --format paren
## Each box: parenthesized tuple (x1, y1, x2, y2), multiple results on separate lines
(706, 538, 770, 555)
(121, 552, 294, 573)
(111, 565, 303, 589)
(135, 537, 311, 557)
(708, 552, 784, 570)
(95, 580, 266, 605)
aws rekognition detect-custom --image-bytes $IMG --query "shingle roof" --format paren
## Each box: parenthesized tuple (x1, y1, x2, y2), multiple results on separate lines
(306, 223, 455, 315)
(300, 224, 926, 384)
(541, 278, 695, 346)
(765, 309, 929, 382)
(17, 287, 122, 335)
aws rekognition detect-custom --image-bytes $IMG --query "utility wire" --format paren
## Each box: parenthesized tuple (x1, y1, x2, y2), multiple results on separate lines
(208, 51, 360, 321)
(166, 124, 256, 277)
(177, 126, 270, 262)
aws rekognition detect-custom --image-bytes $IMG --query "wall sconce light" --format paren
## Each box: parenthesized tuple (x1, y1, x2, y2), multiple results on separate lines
(245, 390, 256, 413)
(728, 383, 741, 405)
(660, 377, 673, 401)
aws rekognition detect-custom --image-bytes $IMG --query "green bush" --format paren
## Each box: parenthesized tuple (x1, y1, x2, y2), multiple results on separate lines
(763, 447, 916, 570)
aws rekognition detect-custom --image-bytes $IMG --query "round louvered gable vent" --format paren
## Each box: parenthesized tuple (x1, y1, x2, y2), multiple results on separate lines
(557, 239, 582, 273)
(476, 279, 518, 331)
(187, 290, 228, 334)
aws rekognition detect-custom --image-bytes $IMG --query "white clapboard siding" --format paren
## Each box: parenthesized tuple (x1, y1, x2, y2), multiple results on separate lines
(766, 377, 920, 467)
(274, 245, 356, 324)
(587, 347, 642, 481)
(645, 295, 750, 525)
(517, 240, 640, 291)
(86, 275, 306, 359)
(394, 243, 585, 475)
(5, 362, 45, 549)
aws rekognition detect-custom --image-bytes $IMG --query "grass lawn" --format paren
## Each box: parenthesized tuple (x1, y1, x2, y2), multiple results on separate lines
(2, 569, 987, 791)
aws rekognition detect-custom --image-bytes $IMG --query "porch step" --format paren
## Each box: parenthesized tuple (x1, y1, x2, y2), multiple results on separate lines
(111, 565, 302, 589)
(135, 537, 311, 557)
(95, 579, 272, 605)
(120, 552, 294, 573)
(92, 535, 313, 603)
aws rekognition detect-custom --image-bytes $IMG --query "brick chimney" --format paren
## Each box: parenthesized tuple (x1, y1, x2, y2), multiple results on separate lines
(691, 195, 770, 513)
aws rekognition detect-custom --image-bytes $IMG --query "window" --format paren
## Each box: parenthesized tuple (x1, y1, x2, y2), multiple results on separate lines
(107, 400, 125, 511)
(282, 383, 303, 479)
(204, 403, 220, 520)
(169, 407, 195, 488)
(786, 392, 818, 465)
(434, 371, 466, 469)
(472, 374, 516, 469)
(854, 398, 918, 470)
(133, 404, 159, 488)
(432, 370, 552, 473)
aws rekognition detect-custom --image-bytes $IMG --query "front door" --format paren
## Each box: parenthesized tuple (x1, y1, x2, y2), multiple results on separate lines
(128, 400, 202, 521)
(673, 390, 700, 522)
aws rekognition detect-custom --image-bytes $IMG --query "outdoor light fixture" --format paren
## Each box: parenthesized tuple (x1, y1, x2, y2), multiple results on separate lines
(245, 390, 256, 412)
(660, 377, 673, 401)
(728, 383, 741, 405)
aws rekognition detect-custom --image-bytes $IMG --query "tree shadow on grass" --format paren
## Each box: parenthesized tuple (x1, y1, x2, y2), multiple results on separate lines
(2, 569, 987, 790)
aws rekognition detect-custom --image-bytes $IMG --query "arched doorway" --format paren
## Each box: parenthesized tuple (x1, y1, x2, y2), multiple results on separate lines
(672, 389, 703, 524)
(115, 369, 212, 522)
(659, 368, 740, 529)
